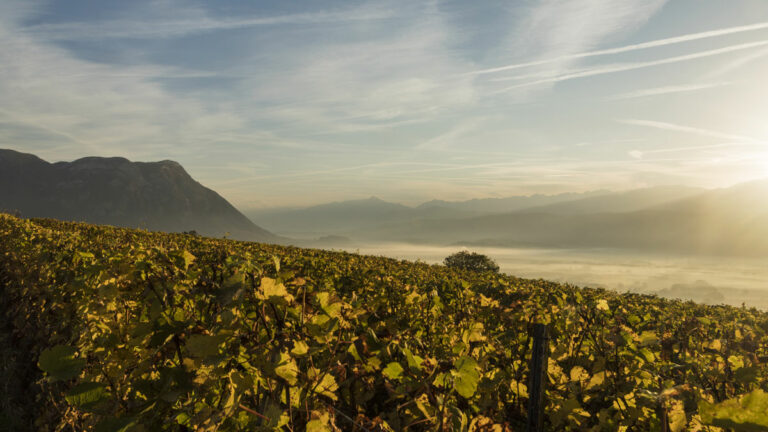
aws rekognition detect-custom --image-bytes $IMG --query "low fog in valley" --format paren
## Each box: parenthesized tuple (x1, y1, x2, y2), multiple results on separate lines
(333, 242, 768, 309)
(248, 182, 768, 310)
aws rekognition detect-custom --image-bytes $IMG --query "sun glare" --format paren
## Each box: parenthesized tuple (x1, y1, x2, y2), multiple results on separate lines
(761, 155, 768, 177)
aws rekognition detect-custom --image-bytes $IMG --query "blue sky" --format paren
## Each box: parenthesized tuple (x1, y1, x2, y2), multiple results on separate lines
(2, 0, 768, 208)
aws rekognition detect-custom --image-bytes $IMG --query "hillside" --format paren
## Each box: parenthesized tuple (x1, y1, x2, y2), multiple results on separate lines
(0, 149, 275, 242)
(1, 214, 766, 430)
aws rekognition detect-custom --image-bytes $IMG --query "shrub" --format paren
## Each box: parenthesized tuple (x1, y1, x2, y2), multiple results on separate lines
(443, 251, 500, 273)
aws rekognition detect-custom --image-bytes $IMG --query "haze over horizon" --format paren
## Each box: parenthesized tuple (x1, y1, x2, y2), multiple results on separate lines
(2, 0, 768, 208)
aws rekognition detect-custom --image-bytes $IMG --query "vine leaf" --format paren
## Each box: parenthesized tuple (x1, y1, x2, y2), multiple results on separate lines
(668, 400, 687, 432)
(274, 351, 299, 385)
(306, 410, 332, 432)
(38, 345, 86, 381)
(569, 366, 589, 382)
(404, 347, 424, 372)
(259, 278, 294, 305)
(453, 356, 480, 398)
(181, 250, 195, 270)
(291, 341, 309, 357)
(65, 381, 108, 410)
(383, 362, 405, 381)
(186, 334, 225, 358)
(700, 389, 768, 431)
(315, 373, 339, 401)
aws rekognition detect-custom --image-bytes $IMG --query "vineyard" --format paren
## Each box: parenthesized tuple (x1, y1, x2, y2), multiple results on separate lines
(2, 214, 768, 431)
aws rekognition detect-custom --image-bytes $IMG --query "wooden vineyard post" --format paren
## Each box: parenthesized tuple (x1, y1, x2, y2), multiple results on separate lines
(526, 323, 549, 432)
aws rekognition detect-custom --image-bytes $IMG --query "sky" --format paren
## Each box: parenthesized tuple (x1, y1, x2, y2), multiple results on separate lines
(2, 0, 768, 208)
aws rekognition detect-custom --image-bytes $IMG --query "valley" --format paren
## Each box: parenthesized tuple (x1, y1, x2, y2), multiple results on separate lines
(335, 242, 768, 309)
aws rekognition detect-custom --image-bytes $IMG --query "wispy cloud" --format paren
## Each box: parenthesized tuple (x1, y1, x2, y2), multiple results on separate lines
(0, 1, 285, 162)
(23, 5, 395, 40)
(472, 20, 768, 75)
(495, 40, 768, 92)
(628, 143, 750, 159)
(494, 0, 667, 86)
(609, 82, 731, 100)
(3, 0, 767, 206)
(415, 119, 484, 151)
(704, 46, 768, 79)
(214, 161, 468, 186)
(237, 9, 478, 137)
(618, 119, 767, 144)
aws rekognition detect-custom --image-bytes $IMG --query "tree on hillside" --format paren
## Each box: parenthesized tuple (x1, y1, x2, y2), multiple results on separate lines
(443, 251, 500, 273)
(1, 209, 22, 218)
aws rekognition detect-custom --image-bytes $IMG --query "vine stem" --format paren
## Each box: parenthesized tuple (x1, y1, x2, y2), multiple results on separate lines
(238, 403, 270, 421)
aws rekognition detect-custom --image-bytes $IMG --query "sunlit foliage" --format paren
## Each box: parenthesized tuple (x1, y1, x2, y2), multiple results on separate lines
(1, 214, 767, 431)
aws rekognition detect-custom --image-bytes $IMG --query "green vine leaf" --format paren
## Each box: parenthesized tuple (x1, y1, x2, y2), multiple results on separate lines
(453, 356, 480, 398)
(382, 362, 405, 381)
(315, 373, 339, 401)
(38, 345, 86, 382)
(186, 334, 225, 358)
(65, 381, 109, 411)
(259, 277, 294, 305)
(274, 351, 299, 385)
(700, 389, 768, 431)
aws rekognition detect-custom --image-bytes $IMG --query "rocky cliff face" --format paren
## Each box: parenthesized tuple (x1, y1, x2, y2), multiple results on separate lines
(0, 149, 276, 242)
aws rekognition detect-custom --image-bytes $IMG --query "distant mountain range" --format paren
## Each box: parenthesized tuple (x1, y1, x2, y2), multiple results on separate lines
(4, 148, 766, 256)
(246, 197, 481, 237)
(0, 149, 276, 242)
(247, 185, 703, 237)
(246, 192, 625, 237)
(248, 192, 615, 236)
(375, 181, 768, 255)
(416, 190, 609, 213)
(248, 181, 768, 256)
(517, 185, 702, 215)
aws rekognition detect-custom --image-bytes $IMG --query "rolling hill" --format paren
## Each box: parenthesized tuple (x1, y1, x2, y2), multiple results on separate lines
(0, 214, 764, 430)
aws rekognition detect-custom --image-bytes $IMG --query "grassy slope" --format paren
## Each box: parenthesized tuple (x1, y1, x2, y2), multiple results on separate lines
(1, 214, 766, 431)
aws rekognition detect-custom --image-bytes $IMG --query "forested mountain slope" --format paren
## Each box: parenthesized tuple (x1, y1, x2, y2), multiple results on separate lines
(0, 149, 275, 242)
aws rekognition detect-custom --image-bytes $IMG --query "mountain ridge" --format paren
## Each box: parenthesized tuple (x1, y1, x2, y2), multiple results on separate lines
(254, 180, 768, 256)
(416, 190, 611, 213)
(0, 149, 276, 242)
(362, 180, 768, 255)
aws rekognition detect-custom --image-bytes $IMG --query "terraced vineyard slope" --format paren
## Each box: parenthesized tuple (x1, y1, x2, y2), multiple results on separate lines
(1, 214, 767, 431)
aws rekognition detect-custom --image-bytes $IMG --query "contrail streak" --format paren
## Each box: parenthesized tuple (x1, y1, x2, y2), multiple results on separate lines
(496, 40, 768, 91)
(471, 21, 768, 75)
